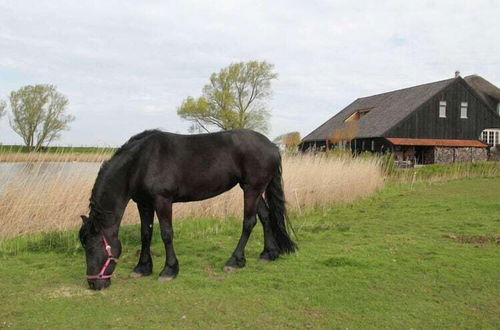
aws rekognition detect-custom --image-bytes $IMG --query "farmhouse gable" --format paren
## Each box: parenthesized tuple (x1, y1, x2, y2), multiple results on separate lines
(301, 75, 500, 164)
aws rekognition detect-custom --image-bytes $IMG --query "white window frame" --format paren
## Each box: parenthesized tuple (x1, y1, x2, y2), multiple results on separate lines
(481, 131, 487, 142)
(482, 129, 500, 145)
(460, 102, 468, 119)
(439, 101, 446, 118)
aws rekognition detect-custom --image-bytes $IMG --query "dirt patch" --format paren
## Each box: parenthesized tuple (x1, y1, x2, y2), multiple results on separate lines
(300, 307, 323, 318)
(43, 285, 95, 299)
(442, 233, 500, 244)
(204, 264, 225, 281)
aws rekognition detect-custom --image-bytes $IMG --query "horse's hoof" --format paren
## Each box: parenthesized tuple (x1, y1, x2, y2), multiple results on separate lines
(129, 272, 143, 278)
(260, 250, 279, 261)
(158, 276, 175, 282)
(223, 265, 237, 273)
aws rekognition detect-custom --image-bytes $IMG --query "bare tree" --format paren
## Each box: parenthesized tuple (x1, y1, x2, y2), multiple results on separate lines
(9, 84, 74, 151)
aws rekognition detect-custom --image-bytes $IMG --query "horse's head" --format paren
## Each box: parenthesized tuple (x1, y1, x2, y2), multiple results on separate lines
(79, 215, 121, 290)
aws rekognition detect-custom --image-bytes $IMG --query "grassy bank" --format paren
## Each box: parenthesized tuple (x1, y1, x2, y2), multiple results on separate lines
(0, 178, 499, 328)
(390, 161, 500, 182)
(0, 145, 116, 154)
(0, 145, 114, 162)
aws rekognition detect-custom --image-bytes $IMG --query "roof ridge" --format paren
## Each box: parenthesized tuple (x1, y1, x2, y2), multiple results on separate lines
(357, 77, 456, 100)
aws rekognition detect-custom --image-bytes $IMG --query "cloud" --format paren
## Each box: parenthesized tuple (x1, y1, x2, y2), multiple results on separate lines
(0, 0, 499, 145)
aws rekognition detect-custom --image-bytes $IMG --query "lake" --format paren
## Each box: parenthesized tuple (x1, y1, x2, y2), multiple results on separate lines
(0, 162, 101, 192)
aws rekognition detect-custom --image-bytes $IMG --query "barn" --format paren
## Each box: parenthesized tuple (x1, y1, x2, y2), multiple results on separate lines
(300, 74, 500, 165)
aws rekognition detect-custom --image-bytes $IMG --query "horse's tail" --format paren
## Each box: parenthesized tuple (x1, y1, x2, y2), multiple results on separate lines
(265, 157, 297, 254)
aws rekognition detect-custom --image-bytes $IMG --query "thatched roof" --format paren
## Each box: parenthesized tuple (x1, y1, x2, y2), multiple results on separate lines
(464, 75, 500, 110)
(302, 78, 456, 142)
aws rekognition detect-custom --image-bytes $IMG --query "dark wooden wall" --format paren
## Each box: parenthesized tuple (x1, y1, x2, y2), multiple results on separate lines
(385, 79, 500, 139)
(351, 138, 392, 154)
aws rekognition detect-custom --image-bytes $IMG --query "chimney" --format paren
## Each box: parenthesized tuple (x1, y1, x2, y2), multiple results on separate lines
(455, 71, 460, 78)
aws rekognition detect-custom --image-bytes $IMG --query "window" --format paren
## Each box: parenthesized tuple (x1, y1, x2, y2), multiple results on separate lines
(497, 103, 500, 116)
(371, 140, 375, 151)
(344, 108, 373, 122)
(481, 131, 487, 142)
(480, 129, 500, 145)
(439, 101, 446, 118)
(460, 102, 468, 119)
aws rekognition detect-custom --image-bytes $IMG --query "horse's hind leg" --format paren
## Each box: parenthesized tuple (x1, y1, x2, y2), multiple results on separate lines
(257, 197, 280, 261)
(224, 188, 261, 272)
(131, 202, 154, 278)
(155, 195, 179, 281)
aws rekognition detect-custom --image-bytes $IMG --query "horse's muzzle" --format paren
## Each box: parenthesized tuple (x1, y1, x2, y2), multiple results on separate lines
(88, 279, 111, 290)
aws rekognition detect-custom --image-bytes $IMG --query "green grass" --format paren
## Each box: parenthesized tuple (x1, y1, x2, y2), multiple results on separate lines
(1, 178, 499, 328)
(390, 161, 500, 181)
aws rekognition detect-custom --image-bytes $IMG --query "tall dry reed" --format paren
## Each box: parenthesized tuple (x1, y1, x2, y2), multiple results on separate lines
(0, 154, 384, 239)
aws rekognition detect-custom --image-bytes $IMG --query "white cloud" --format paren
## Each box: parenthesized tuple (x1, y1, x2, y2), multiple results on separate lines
(0, 0, 499, 145)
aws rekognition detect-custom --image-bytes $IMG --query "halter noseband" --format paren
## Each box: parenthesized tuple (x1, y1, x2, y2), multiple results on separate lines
(87, 236, 118, 280)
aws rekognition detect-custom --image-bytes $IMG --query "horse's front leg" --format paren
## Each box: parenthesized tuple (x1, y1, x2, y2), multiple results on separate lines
(131, 202, 154, 277)
(224, 189, 260, 272)
(155, 195, 179, 281)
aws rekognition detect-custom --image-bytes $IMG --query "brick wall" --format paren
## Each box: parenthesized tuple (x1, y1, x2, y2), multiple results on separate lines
(434, 147, 487, 163)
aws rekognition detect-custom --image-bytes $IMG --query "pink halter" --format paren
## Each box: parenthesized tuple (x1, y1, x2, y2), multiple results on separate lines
(87, 236, 118, 280)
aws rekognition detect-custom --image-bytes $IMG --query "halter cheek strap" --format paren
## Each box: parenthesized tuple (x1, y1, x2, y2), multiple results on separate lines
(87, 236, 119, 280)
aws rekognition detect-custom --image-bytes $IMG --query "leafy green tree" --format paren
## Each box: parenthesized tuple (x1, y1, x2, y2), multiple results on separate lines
(177, 61, 278, 133)
(8, 84, 74, 151)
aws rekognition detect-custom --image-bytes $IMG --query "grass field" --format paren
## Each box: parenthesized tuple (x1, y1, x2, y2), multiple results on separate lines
(390, 161, 500, 182)
(1, 178, 499, 328)
(0, 145, 114, 162)
(0, 145, 116, 154)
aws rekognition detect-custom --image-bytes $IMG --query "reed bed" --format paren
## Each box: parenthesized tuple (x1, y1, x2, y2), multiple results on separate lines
(0, 154, 385, 240)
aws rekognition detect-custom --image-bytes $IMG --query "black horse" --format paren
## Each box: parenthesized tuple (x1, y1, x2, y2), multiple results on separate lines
(79, 129, 297, 290)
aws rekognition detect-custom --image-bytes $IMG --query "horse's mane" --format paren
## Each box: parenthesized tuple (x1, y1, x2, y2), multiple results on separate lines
(88, 129, 162, 227)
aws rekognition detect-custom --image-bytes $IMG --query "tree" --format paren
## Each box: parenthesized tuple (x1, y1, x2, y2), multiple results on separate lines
(0, 99, 5, 121)
(177, 61, 278, 134)
(274, 131, 301, 150)
(282, 131, 301, 148)
(8, 84, 74, 151)
(328, 122, 358, 146)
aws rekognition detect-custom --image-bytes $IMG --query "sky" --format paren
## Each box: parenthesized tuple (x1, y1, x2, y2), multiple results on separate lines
(0, 0, 499, 146)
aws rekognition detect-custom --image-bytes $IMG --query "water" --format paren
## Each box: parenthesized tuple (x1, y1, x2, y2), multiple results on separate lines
(0, 162, 101, 192)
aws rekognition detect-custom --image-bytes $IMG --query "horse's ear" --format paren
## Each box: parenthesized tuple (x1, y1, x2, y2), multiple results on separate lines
(80, 215, 89, 223)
